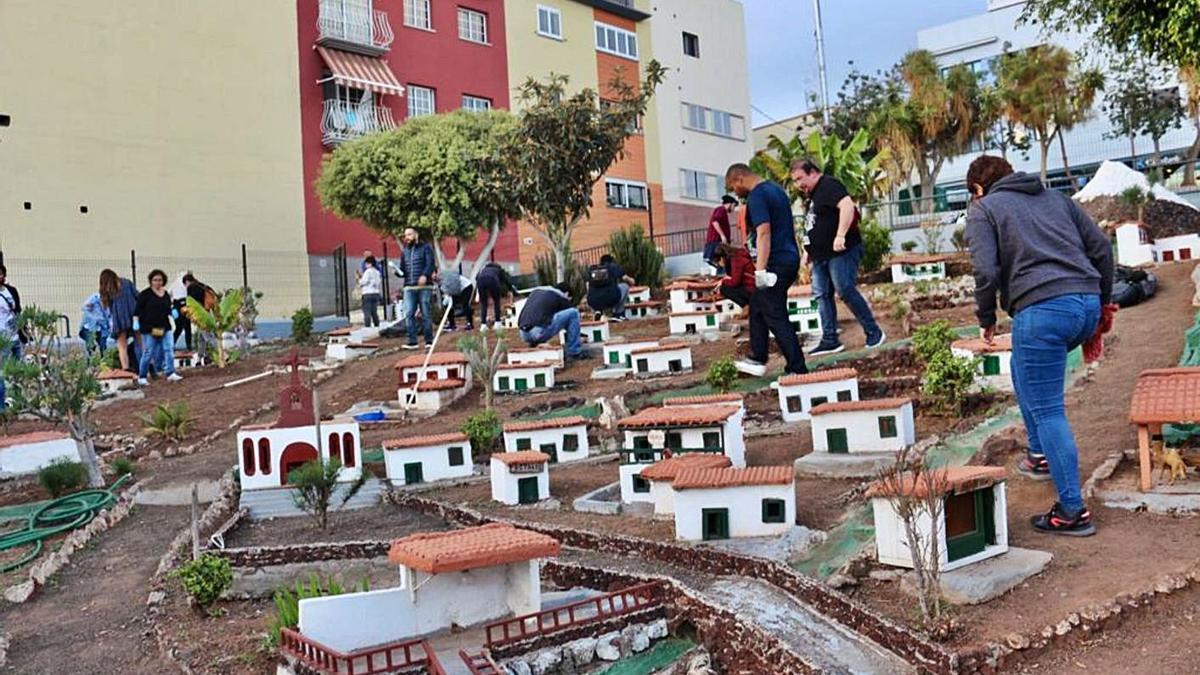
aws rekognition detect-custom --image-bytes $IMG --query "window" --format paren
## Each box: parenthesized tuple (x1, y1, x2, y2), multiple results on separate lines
(242, 439, 256, 476)
(668, 359, 684, 373)
(258, 438, 271, 474)
(408, 85, 435, 118)
(537, 5, 562, 39)
(563, 434, 579, 454)
(665, 432, 683, 449)
(404, 0, 432, 29)
(595, 22, 638, 60)
(498, 375, 510, 390)
(462, 95, 492, 112)
(534, 373, 547, 388)
(684, 103, 707, 131)
(681, 103, 745, 140)
(636, 358, 649, 373)
(342, 433, 356, 467)
(786, 396, 802, 413)
(605, 179, 648, 209)
(448, 446, 465, 466)
(458, 7, 488, 43)
(712, 110, 733, 137)
(762, 498, 786, 523)
(600, 99, 642, 133)
(680, 169, 722, 201)
(517, 437, 532, 451)
(632, 474, 651, 493)
(810, 396, 828, 408)
(878, 415, 898, 439)
(702, 432, 720, 450)
(837, 389, 853, 402)
(682, 31, 700, 58)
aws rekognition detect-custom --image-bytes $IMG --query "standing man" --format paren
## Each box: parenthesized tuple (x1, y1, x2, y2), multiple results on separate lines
(518, 284, 591, 361)
(725, 164, 807, 377)
(400, 228, 436, 349)
(704, 195, 738, 274)
(791, 159, 884, 355)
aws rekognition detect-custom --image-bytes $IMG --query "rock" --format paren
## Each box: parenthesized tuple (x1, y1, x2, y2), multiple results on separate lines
(530, 649, 561, 675)
(826, 573, 858, 589)
(1004, 632, 1030, 650)
(566, 637, 597, 666)
(595, 632, 621, 661)
(869, 569, 902, 582)
(4, 581, 35, 604)
(686, 651, 716, 675)
(147, 450, 163, 461)
(624, 624, 650, 653)
(1054, 619, 1072, 637)
(973, 426, 1027, 465)
(147, 591, 166, 606)
(902, 547, 1053, 605)
(507, 660, 532, 675)
(646, 618, 668, 640)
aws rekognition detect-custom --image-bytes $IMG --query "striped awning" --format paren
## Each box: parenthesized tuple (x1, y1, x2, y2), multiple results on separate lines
(316, 46, 404, 96)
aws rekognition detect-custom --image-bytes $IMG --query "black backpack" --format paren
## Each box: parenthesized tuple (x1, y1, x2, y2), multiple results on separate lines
(589, 264, 613, 288)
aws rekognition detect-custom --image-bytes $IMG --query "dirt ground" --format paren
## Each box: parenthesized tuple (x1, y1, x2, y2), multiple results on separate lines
(222, 501, 449, 548)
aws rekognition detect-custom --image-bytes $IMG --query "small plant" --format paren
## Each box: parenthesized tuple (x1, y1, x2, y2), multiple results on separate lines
(901, 240, 919, 253)
(920, 220, 946, 254)
(890, 299, 914, 336)
(457, 331, 508, 409)
(921, 350, 980, 415)
(38, 458, 86, 497)
(950, 227, 967, 253)
(706, 357, 740, 393)
(911, 319, 956, 365)
(608, 224, 666, 290)
(1118, 185, 1153, 223)
(139, 401, 194, 441)
(289, 458, 364, 530)
(265, 574, 370, 648)
(859, 218, 893, 273)
(173, 553, 233, 613)
(110, 457, 136, 477)
(291, 307, 314, 344)
(186, 288, 244, 368)
(101, 347, 121, 371)
(462, 409, 502, 458)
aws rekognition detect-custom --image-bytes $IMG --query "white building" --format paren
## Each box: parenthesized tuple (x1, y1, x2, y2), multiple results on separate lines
(173, 350, 198, 370)
(868, 465, 1009, 572)
(502, 416, 589, 464)
(668, 310, 720, 335)
(508, 345, 564, 369)
(398, 378, 472, 412)
(617, 403, 746, 504)
(494, 362, 556, 393)
(1115, 222, 1200, 266)
(889, 254, 950, 284)
(625, 300, 665, 319)
(490, 451, 551, 505)
(578, 320, 611, 345)
(383, 432, 475, 487)
(628, 286, 651, 304)
(667, 279, 721, 314)
(810, 398, 915, 455)
(602, 337, 661, 371)
(296, 524, 559, 653)
(952, 334, 1014, 392)
(787, 285, 822, 336)
(672, 466, 796, 542)
(629, 343, 694, 377)
(325, 326, 379, 361)
(97, 369, 137, 395)
(394, 351, 471, 386)
(776, 368, 860, 423)
(640, 453, 732, 517)
(0, 431, 79, 478)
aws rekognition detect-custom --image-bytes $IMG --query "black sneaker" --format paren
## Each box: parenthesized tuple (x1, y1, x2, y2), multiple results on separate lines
(570, 351, 594, 361)
(808, 341, 845, 357)
(1017, 456, 1053, 481)
(1031, 503, 1096, 537)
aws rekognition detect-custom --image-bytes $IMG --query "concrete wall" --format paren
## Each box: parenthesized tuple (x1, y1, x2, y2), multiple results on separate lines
(872, 482, 1009, 572)
(0, 437, 78, 478)
(673, 483, 794, 541)
(503, 426, 589, 463)
(384, 443, 474, 486)
(777, 378, 860, 423)
(490, 459, 550, 505)
(494, 364, 556, 392)
(811, 404, 915, 454)
(237, 421, 361, 491)
(1115, 224, 1154, 267)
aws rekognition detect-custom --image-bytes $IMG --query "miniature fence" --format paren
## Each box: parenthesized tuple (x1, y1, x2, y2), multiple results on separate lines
(279, 627, 445, 675)
(458, 649, 502, 675)
(484, 581, 665, 649)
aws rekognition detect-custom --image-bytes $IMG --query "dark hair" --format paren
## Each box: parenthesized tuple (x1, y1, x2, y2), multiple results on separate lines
(966, 155, 1014, 197)
(0, 265, 6, 276)
(712, 242, 741, 264)
(721, 195, 738, 205)
(148, 268, 167, 284)
(364, 255, 377, 266)
(554, 282, 573, 296)
(99, 269, 120, 307)
(182, 273, 196, 284)
(599, 254, 615, 265)
(724, 163, 754, 179)
(790, 158, 821, 174)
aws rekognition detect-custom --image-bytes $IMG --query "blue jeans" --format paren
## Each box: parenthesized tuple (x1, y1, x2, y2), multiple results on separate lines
(80, 328, 109, 357)
(1011, 293, 1101, 514)
(0, 342, 22, 411)
(811, 243, 882, 344)
(521, 308, 582, 357)
(362, 293, 382, 327)
(403, 287, 433, 344)
(138, 333, 176, 379)
(703, 241, 724, 275)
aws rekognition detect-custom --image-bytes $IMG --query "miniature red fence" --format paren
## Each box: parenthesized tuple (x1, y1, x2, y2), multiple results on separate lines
(458, 649, 502, 675)
(484, 581, 664, 648)
(279, 627, 446, 675)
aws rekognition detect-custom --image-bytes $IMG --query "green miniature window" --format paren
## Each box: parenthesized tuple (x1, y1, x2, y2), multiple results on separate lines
(762, 498, 786, 523)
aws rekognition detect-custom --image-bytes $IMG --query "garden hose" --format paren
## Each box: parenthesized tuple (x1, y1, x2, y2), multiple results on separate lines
(0, 473, 132, 573)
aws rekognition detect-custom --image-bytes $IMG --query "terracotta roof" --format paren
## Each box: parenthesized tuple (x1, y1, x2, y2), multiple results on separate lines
(666, 279, 720, 291)
(629, 286, 649, 293)
(388, 523, 560, 573)
(619, 404, 739, 429)
(496, 361, 556, 371)
(810, 397, 911, 416)
(491, 451, 551, 466)
(673, 466, 794, 490)
(580, 320, 609, 327)
(625, 300, 665, 308)
(1130, 368, 1200, 424)
(952, 334, 1013, 354)
(640, 454, 731, 481)
(890, 253, 951, 265)
(509, 346, 562, 354)
(787, 285, 815, 297)
(327, 326, 356, 336)
(174, 351, 196, 358)
(413, 378, 466, 392)
(670, 310, 718, 317)
(97, 369, 137, 380)
(778, 368, 858, 387)
(383, 432, 469, 450)
(394, 351, 469, 369)
(865, 465, 1007, 499)
(0, 431, 70, 450)
(605, 337, 659, 347)
(629, 343, 691, 355)
(663, 393, 744, 407)
(504, 416, 588, 433)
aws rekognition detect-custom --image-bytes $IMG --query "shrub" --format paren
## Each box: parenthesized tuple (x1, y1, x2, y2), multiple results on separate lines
(140, 402, 194, 442)
(111, 457, 136, 477)
(901, 240, 919, 253)
(922, 351, 980, 415)
(920, 220, 946, 254)
(534, 249, 587, 305)
(265, 574, 369, 648)
(101, 347, 121, 371)
(291, 307, 314, 344)
(911, 319, 956, 365)
(462, 409, 502, 458)
(608, 224, 665, 290)
(173, 553, 232, 611)
(38, 458, 86, 497)
(289, 458, 365, 531)
(457, 331, 508, 409)
(706, 357, 740, 393)
(859, 219, 893, 274)
(950, 227, 968, 253)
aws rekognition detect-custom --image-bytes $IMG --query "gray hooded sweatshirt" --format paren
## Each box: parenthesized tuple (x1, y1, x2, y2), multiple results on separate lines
(965, 171, 1112, 328)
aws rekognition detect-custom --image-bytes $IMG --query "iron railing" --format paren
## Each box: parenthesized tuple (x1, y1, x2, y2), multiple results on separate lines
(573, 227, 720, 268)
(279, 627, 444, 675)
(321, 99, 397, 146)
(317, 0, 394, 52)
(484, 582, 664, 648)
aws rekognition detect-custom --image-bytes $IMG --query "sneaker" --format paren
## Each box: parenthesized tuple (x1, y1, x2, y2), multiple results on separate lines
(479, 323, 490, 332)
(167, 373, 183, 382)
(1031, 503, 1095, 537)
(444, 325, 457, 333)
(808, 341, 845, 357)
(492, 322, 504, 331)
(866, 329, 887, 349)
(734, 358, 767, 377)
(570, 351, 594, 361)
(611, 315, 627, 323)
(137, 378, 149, 386)
(1017, 455, 1053, 481)
(403, 343, 420, 350)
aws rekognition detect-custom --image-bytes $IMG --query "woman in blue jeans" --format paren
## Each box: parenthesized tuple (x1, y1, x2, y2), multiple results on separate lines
(965, 156, 1113, 537)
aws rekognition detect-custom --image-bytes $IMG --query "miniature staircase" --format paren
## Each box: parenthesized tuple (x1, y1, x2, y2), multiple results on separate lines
(458, 650, 502, 675)
(240, 476, 385, 519)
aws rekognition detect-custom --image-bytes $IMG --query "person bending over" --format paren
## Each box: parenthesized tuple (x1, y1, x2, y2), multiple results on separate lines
(711, 243, 755, 309)
(586, 254, 635, 321)
(517, 284, 591, 361)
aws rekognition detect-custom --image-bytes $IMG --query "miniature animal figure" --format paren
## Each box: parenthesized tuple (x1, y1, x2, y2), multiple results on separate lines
(1155, 447, 1189, 485)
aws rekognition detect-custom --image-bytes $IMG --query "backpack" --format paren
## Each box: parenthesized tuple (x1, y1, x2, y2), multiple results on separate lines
(588, 264, 613, 288)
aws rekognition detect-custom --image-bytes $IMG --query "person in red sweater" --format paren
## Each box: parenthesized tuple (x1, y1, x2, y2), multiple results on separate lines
(712, 243, 755, 308)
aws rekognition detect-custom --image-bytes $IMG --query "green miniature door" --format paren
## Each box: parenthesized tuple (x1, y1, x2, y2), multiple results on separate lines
(946, 487, 996, 562)
(515, 378, 528, 391)
(826, 428, 849, 454)
(403, 462, 424, 485)
(593, 329, 603, 342)
(609, 350, 621, 365)
(517, 476, 540, 504)
(540, 443, 558, 464)
(701, 508, 730, 540)
(983, 355, 1001, 376)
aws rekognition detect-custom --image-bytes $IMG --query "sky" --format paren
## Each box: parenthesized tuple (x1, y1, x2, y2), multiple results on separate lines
(743, 0, 987, 127)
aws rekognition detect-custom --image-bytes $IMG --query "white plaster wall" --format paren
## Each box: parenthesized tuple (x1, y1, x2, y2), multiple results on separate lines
(490, 458, 549, 505)
(0, 437, 78, 477)
(810, 404, 915, 454)
(669, 314, 718, 335)
(603, 340, 660, 369)
(1153, 234, 1200, 263)
(629, 288, 651, 304)
(508, 347, 563, 367)
(776, 378, 859, 423)
(237, 421, 361, 491)
(650, 479, 675, 516)
(952, 347, 1013, 392)
(384, 443, 474, 486)
(1115, 224, 1154, 267)
(632, 349, 693, 375)
(619, 463, 654, 504)
(503, 426, 589, 463)
(872, 482, 1009, 572)
(494, 366, 556, 392)
(578, 323, 611, 344)
(326, 342, 379, 362)
(890, 263, 947, 284)
(299, 587, 417, 652)
(673, 483, 794, 541)
(397, 385, 467, 412)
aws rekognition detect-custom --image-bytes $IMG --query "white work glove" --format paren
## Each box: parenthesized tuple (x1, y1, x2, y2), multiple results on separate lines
(754, 270, 778, 289)
(442, 295, 453, 308)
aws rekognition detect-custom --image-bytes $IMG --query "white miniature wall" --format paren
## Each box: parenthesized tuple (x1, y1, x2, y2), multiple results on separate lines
(508, 347, 564, 368)
(787, 296, 823, 336)
(602, 340, 660, 370)
(1115, 223, 1155, 267)
(384, 443, 474, 487)
(236, 421, 362, 491)
(668, 313, 719, 335)
(397, 384, 469, 412)
(0, 436, 78, 478)
(494, 365, 555, 393)
(872, 482, 1009, 572)
(619, 463, 654, 504)
(630, 348, 693, 376)
(673, 483, 795, 541)
(490, 458, 550, 505)
(890, 261, 947, 284)
(628, 287, 651, 304)
(577, 322, 611, 344)
(1154, 233, 1200, 263)
(668, 288, 696, 313)
(649, 479, 676, 516)
(99, 376, 136, 395)
(810, 404, 915, 454)
(776, 378, 860, 423)
(626, 303, 662, 318)
(326, 342, 378, 362)
(622, 418, 744, 468)
(951, 346, 1013, 392)
(503, 426, 588, 463)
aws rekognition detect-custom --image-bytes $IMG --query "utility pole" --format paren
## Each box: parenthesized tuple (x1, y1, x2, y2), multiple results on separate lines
(812, 0, 831, 127)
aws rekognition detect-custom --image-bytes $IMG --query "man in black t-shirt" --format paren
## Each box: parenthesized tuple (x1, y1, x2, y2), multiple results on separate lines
(586, 254, 635, 321)
(791, 159, 884, 355)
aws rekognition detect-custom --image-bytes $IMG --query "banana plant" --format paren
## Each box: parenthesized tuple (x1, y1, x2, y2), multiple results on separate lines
(186, 288, 244, 368)
(751, 129, 892, 204)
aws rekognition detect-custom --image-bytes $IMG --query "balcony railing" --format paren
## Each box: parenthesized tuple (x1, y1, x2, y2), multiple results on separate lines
(279, 627, 445, 674)
(321, 99, 396, 146)
(318, 0, 394, 54)
(485, 582, 665, 649)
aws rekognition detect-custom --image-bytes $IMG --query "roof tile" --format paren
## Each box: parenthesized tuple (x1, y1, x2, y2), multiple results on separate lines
(394, 351, 469, 369)
(778, 368, 858, 387)
(383, 432, 469, 450)
(663, 393, 744, 406)
(1130, 368, 1200, 424)
(640, 454, 731, 481)
(491, 451, 551, 466)
(810, 397, 911, 416)
(387, 524, 560, 572)
(504, 416, 589, 433)
(889, 253, 953, 265)
(619, 404, 740, 429)
(865, 465, 1006, 499)
(495, 361, 556, 371)
(97, 369, 137, 380)
(787, 285, 815, 297)
(629, 343, 691, 355)
(673, 465, 794, 490)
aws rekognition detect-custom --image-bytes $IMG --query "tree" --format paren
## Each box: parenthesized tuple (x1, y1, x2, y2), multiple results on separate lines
(827, 65, 894, 154)
(1, 308, 104, 487)
(186, 288, 243, 368)
(288, 458, 365, 530)
(508, 63, 666, 282)
(1180, 65, 1200, 186)
(751, 129, 892, 204)
(316, 110, 520, 273)
(456, 330, 508, 409)
(1104, 58, 1185, 169)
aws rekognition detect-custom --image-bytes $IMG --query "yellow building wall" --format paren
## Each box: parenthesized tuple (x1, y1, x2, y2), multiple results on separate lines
(503, 0, 600, 107)
(0, 0, 309, 317)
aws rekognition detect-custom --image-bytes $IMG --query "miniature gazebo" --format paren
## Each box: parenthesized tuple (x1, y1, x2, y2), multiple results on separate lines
(502, 416, 589, 464)
(382, 432, 474, 486)
(1129, 368, 1200, 490)
(775, 368, 859, 423)
(671, 466, 795, 542)
(889, 254, 951, 283)
(490, 451, 551, 505)
(951, 334, 1013, 392)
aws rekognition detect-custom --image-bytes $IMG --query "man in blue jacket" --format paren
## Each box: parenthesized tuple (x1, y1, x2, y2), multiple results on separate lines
(400, 228, 436, 349)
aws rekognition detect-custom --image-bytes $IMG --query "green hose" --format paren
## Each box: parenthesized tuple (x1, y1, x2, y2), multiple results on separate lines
(0, 473, 132, 573)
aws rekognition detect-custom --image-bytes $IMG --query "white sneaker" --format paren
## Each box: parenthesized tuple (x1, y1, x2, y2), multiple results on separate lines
(167, 373, 183, 382)
(734, 359, 767, 377)
(137, 378, 149, 386)
(479, 324, 490, 332)
(492, 322, 503, 331)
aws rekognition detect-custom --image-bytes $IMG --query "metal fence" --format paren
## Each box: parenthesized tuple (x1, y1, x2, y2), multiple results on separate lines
(572, 226, 742, 268)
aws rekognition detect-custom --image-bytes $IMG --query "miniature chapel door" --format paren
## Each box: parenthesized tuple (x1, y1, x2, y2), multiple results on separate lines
(517, 477, 540, 504)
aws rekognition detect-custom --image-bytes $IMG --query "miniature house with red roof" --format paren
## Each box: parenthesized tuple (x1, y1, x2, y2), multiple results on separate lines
(952, 334, 1014, 392)
(600, 337, 660, 372)
(641, 453, 732, 517)
(810, 397, 915, 454)
(576, 319, 611, 345)
(0, 431, 79, 478)
(667, 278, 720, 313)
(628, 286, 651, 304)
(508, 345, 564, 369)
(629, 342, 694, 377)
(503, 416, 589, 464)
(868, 466, 1009, 571)
(97, 369, 138, 395)
(491, 451, 551, 505)
(1129, 368, 1200, 491)
(889, 253, 950, 283)
(617, 403, 746, 504)
(295, 524, 560, 654)
(324, 325, 379, 361)
(669, 310, 720, 336)
(383, 432, 474, 487)
(775, 368, 860, 423)
(494, 361, 556, 394)
(394, 351, 472, 412)
(787, 285, 823, 336)
(672, 466, 796, 541)
(173, 350, 198, 370)
(624, 300, 665, 319)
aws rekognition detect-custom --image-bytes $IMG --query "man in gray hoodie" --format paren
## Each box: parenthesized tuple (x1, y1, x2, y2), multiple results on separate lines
(965, 155, 1112, 537)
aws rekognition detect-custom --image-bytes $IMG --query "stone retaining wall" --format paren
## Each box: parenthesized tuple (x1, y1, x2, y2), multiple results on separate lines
(214, 540, 392, 568)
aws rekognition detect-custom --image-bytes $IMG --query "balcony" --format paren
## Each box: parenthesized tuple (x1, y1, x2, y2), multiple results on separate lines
(317, 0, 394, 56)
(321, 99, 396, 147)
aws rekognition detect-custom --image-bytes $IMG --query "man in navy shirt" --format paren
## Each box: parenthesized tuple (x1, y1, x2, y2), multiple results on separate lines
(724, 163, 807, 376)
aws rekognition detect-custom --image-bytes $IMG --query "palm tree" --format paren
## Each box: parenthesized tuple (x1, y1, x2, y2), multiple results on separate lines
(185, 288, 243, 368)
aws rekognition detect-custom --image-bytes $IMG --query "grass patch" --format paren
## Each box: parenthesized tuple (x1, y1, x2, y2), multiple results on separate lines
(597, 638, 695, 675)
(521, 402, 602, 422)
